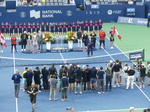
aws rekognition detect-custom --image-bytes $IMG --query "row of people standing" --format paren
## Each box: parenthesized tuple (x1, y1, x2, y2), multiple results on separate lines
(0, 20, 103, 36)
(7, 31, 43, 52)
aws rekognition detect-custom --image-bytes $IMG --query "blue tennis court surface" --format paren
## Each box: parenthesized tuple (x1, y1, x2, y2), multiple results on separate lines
(0, 37, 149, 112)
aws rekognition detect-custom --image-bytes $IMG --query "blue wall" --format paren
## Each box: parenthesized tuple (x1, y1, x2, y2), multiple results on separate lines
(0, 4, 145, 23)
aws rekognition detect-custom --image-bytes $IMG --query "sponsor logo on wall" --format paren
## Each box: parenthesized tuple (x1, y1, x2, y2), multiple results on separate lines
(117, 16, 147, 26)
(30, 10, 40, 19)
(29, 9, 63, 19)
(20, 12, 26, 18)
(107, 10, 122, 15)
(85, 11, 100, 15)
(66, 10, 73, 16)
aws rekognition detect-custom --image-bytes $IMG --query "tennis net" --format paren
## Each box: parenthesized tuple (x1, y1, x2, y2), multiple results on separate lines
(0, 49, 144, 67)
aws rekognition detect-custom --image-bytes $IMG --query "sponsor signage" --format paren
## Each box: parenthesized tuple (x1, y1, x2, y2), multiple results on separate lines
(91, 4, 99, 9)
(117, 16, 147, 26)
(126, 8, 136, 16)
(129, 52, 143, 60)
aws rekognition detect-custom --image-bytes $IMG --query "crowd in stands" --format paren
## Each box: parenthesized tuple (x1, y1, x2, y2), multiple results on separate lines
(14, 0, 140, 6)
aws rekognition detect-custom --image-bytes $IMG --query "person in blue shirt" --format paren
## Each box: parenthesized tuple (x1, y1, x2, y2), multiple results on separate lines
(147, 11, 150, 27)
(12, 69, 22, 98)
(96, 67, 105, 94)
(25, 67, 34, 88)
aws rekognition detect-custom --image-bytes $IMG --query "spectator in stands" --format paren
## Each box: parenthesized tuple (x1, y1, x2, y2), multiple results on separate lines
(28, 1, 33, 6)
(92, 0, 97, 4)
(147, 11, 150, 27)
(126, 66, 135, 90)
(89, 66, 97, 91)
(10, 34, 17, 52)
(37, 1, 42, 6)
(60, 73, 69, 101)
(33, 1, 38, 6)
(49, 75, 58, 101)
(139, 64, 146, 88)
(128, 0, 133, 4)
(41, 65, 49, 92)
(79, 3, 85, 11)
(75, 65, 83, 94)
(97, 67, 105, 94)
(12, 69, 22, 98)
(133, 0, 136, 4)
(18, 0, 24, 6)
(27, 0, 31, 5)
(33, 67, 41, 92)
(112, 59, 122, 87)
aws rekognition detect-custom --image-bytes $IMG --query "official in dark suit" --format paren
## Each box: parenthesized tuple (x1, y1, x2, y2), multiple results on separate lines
(86, 36, 93, 57)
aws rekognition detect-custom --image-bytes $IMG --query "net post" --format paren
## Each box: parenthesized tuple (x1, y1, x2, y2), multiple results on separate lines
(142, 49, 145, 61)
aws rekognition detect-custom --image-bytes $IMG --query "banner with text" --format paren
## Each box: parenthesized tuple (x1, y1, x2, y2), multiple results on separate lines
(129, 52, 143, 60)
(117, 16, 147, 26)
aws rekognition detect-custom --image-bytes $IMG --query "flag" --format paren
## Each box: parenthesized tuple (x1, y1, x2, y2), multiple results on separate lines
(111, 26, 122, 41)
(0, 32, 7, 47)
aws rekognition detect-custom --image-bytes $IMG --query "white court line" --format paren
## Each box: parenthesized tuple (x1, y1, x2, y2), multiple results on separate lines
(134, 82, 150, 101)
(15, 98, 19, 112)
(96, 40, 115, 62)
(105, 37, 150, 102)
(59, 52, 67, 65)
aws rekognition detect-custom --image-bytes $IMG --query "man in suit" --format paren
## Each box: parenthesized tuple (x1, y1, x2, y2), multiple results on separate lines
(86, 36, 94, 57)
(37, 30, 43, 51)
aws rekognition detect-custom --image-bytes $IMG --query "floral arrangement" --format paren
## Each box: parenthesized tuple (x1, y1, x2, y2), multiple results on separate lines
(66, 32, 76, 41)
(43, 33, 54, 42)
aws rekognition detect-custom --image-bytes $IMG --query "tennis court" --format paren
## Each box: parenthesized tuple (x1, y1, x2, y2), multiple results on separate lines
(0, 23, 150, 112)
